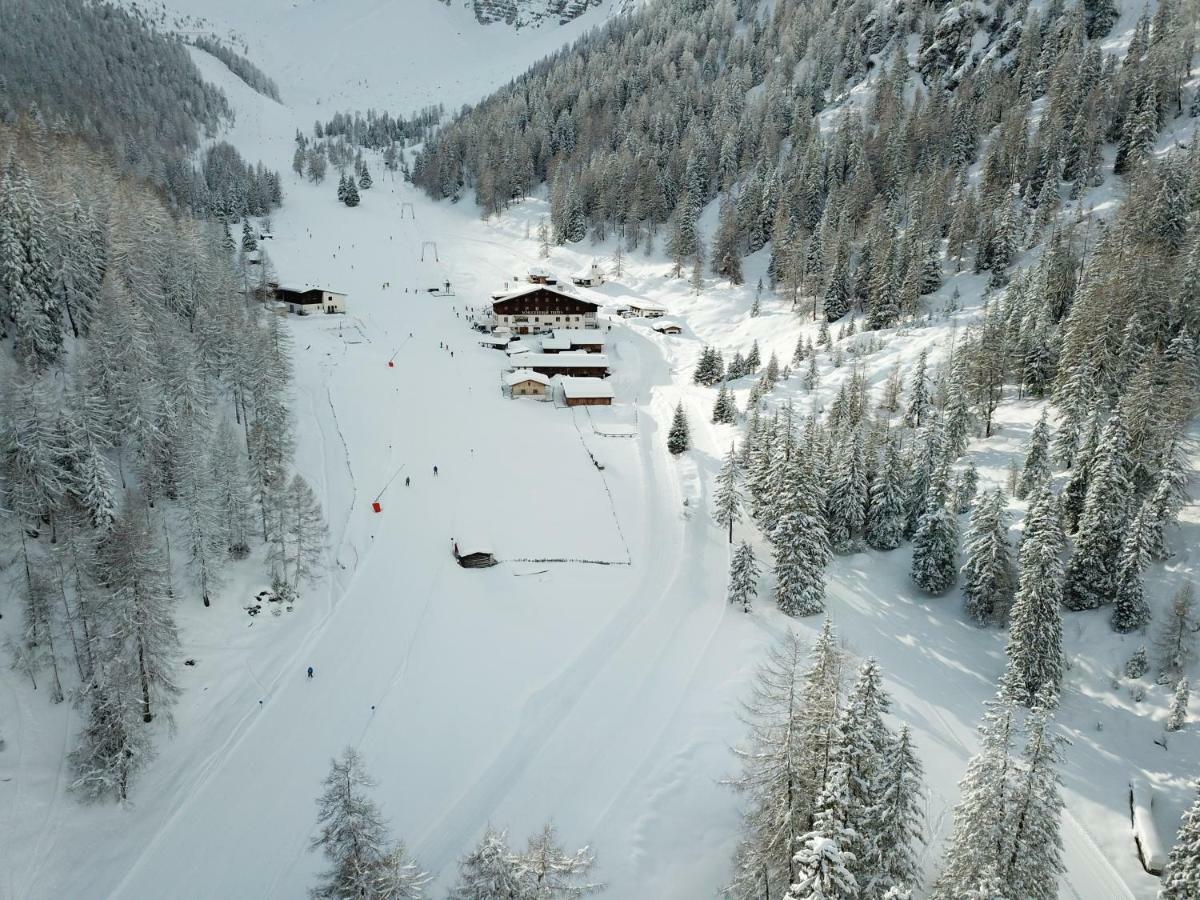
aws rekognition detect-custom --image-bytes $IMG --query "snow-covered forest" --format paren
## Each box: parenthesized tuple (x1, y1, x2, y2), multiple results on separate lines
(1, 0, 1199, 896)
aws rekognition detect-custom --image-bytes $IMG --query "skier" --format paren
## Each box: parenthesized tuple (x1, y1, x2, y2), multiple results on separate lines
(405, 476, 410, 487)
(433, 465, 439, 476)
(307, 666, 314, 679)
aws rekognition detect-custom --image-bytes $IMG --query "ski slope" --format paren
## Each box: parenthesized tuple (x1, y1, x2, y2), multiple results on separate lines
(2, 2, 1197, 898)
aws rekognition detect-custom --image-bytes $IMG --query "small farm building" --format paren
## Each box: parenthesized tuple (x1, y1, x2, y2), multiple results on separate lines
(274, 284, 347, 315)
(560, 376, 614, 406)
(504, 370, 550, 398)
(540, 329, 606, 354)
(651, 320, 683, 335)
(511, 352, 610, 379)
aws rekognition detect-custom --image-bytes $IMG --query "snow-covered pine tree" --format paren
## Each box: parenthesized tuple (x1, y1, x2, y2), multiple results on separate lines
(359, 163, 373, 189)
(310, 747, 428, 900)
(953, 461, 979, 515)
(1160, 783, 1200, 898)
(866, 435, 908, 552)
(1003, 482, 1065, 706)
(826, 426, 868, 553)
(175, 422, 224, 607)
(746, 340, 761, 372)
(1001, 686, 1066, 900)
(867, 724, 925, 898)
(1062, 413, 1132, 611)
(931, 695, 1018, 898)
(787, 829, 858, 900)
(903, 350, 931, 429)
(1017, 411, 1052, 500)
(910, 470, 958, 595)
(773, 455, 830, 617)
(667, 403, 690, 455)
(1125, 645, 1149, 679)
(712, 445, 743, 543)
(713, 383, 737, 424)
(1109, 499, 1153, 633)
(1166, 677, 1189, 732)
(961, 489, 1013, 625)
(728, 541, 759, 613)
(344, 175, 361, 207)
(240, 219, 257, 252)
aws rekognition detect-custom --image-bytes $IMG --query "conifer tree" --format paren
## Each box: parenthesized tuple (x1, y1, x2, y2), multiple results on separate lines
(100, 496, 179, 723)
(713, 383, 737, 424)
(1062, 414, 1132, 611)
(787, 830, 858, 900)
(903, 351, 931, 429)
(728, 541, 759, 613)
(240, 219, 257, 252)
(866, 436, 907, 552)
(1004, 483, 1065, 706)
(344, 175, 361, 207)
(515, 823, 602, 898)
(1160, 783, 1200, 898)
(931, 696, 1017, 898)
(1003, 687, 1066, 900)
(868, 724, 925, 897)
(1017, 412, 1052, 500)
(1167, 678, 1190, 732)
(728, 632, 812, 899)
(310, 747, 428, 900)
(1110, 500, 1153, 633)
(359, 164, 373, 189)
(1156, 583, 1198, 677)
(449, 827, 522, 900)
(773, 456, 830, 616)
(712, 445, 743, 543)
(826, 427, 868, 553)
(961, 489, 1013, 625)
(69, 662, 155, 803)
(910, 464, 958, 595)
(667, 403, 690, 455)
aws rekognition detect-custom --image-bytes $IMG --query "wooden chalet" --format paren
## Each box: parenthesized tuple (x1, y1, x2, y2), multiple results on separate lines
(560, 376, 614, 406)
(510, 352, 610, 379)
(651, 320, 683, 335)
(540, 329, 606, 354)
(503, 370, 550, 398)
(491, 284, 599, 335)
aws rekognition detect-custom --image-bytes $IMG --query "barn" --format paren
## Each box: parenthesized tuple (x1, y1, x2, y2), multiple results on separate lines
(560, 376, 614, 406)
(623, 299, 667, 318)
(491, 285, 599, 335)
(274, 284, 347, 315)
(510, 352, 610, 379)
(651, 320, 683, 335)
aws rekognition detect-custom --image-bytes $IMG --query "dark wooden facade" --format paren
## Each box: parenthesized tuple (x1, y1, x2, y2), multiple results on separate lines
(492, 288, 599, 317)
(517, 361, 609, 378)
(565, 395, 612, 407)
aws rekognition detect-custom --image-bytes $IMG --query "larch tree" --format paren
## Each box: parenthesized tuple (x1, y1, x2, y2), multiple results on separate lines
(68, 661, 155, 803)
(310, 747, 429, 900)
(1166, 678, 1189, 733)
(1156, 583, 1198, 677)
(515, 823, 603, 898)
(449, 827, 524, 900)
(99, 495, 179, 724)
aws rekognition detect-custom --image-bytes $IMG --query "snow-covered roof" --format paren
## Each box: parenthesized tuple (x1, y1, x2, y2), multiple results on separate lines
(490, 283, 578, 303)
(276, 283, 346, 296)
(560, 376, 614, 400)
(627, 299, 667, 312)
(511, 353, 610, 369)
(651, 320, 682, 332)
(541, 330, 606, 351)
(504, 370, 550, 387)
(506, 343, 532, 355)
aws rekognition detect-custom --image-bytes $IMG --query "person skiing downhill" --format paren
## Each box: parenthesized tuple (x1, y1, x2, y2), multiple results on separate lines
(433, 465, 438, 476)
(307, 666, 314, 679)
(405, 476, 410, 487)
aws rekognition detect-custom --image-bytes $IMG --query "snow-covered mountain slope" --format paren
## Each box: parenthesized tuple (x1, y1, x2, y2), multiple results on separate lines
(142, 0, 632, 113)
(2, 1, 1197, 899)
